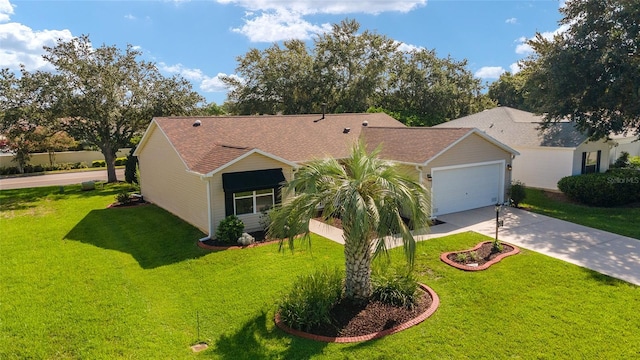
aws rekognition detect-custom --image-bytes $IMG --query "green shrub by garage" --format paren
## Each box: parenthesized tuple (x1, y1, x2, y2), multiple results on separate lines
(557, 169, 640, 207)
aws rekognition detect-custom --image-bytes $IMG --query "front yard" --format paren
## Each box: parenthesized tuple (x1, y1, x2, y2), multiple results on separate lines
(521, 188, 640, 240)
(1, 185, 638, 359)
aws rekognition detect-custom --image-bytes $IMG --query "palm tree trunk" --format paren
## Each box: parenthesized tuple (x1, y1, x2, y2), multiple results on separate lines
(343, 238, 373, 301)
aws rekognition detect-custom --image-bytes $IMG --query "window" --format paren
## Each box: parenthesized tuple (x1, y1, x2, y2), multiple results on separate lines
(233, 189, 274, 215)
(581, 151, 601, 174)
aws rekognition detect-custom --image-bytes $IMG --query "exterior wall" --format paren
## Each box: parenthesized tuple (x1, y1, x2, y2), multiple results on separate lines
(573, 140, 611, 176)
(208, 153, 295, 236)
(0, 149, 130, 168)
(511, 147, 574, 190)
(424, 133, 513, 201)
(610, 138, 640, 164)
(137, 126, 208, 233)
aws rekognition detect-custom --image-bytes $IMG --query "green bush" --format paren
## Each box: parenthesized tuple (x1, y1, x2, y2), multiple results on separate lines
(557, 169, 640, 207)
(92, 160, 106, 168)
(215, 215, 245, 243)
(278, 267, 343, 332)
(115, 157, 127, 166)
(508, 180, 527, 207)
(371, 267, 419, 309)
(115, 191, 131, 205)
(631, 156, 640, 169)
(612, 151, 631, 168)
(124, 147, 138, 184)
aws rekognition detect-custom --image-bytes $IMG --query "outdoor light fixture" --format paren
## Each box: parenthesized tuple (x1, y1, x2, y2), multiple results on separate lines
(495, 203, 502, 243)
(426, 174, 432, 181)
(507, 164, 512, 171)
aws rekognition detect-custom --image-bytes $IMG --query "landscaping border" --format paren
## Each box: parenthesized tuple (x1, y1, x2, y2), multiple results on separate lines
(274, 283, 440, 343)
(197, 239, 280, 250)
(440, 241, 520, 271)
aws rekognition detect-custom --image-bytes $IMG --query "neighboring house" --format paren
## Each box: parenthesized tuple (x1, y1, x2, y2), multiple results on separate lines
(134, 113, 517, 239)
(434, 106, 619, 190)
(609, 133, 640, 165)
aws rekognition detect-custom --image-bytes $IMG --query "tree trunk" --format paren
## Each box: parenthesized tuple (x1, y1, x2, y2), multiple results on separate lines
(343, 237, 373, 302)
(102, 147, 118, 183)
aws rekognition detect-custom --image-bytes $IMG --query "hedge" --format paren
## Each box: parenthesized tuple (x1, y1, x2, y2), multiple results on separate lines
(557, 169, 640, 207)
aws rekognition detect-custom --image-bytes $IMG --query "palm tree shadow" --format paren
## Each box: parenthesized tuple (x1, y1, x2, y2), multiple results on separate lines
(209, 310, 328, 360)
(64, 205, 208, 269)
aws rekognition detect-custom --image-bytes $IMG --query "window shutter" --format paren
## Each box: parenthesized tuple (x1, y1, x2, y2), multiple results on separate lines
(581, 152, 587, 174)
(596, 150, 602, 172)
(225, 192, 233, 217)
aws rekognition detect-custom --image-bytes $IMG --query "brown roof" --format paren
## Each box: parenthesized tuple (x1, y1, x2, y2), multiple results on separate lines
(150, 113, 406, 174)
(361, 127, 476, 164)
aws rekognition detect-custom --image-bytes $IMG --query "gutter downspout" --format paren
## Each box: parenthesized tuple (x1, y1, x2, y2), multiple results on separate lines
(199, 175, 213, 241)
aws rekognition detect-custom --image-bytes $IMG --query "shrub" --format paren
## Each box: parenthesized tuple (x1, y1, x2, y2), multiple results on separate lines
(612, 151, 630, 168)
(631, 156, 640, 169)
(278, 267, 343, 332)
(124, 147, 138, 184)
(215, 215, 245, 244)
(114, 157, 127, 166)
(508, 180, 527, 207)
(371, 267, 419, 309)
(115, 191, 131, 205)
(557, 169, 640, 207)
(92, 160, 106, 168)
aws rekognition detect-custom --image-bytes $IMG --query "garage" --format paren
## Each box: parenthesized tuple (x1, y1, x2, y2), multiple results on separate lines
(431, 161, 504, 216)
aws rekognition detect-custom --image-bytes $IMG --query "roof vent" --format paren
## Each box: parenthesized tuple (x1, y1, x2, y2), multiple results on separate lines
(193, 120, 202, 127)
(362, 121, 369, 127)
(343, 127, 351, 134)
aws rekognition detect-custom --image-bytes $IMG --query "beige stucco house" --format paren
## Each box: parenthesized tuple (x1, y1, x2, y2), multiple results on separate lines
(134, 113, 518, 240)
(435, 107, 620, 190)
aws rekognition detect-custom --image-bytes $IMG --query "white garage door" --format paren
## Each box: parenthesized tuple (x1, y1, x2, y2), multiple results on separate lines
(431, 162, 503, 216)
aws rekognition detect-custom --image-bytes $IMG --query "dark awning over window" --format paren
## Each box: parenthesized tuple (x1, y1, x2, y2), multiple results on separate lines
(222, 168, 285, 193)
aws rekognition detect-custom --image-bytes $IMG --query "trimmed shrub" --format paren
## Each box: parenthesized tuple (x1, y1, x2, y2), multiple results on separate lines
(278, 267, 343, 332)
(115, 191, 131, 204)
(557, 169, 640, 207)
(114, 157, 127, 166)
(508, 180, 527, 207)
(371, 267, 419, 309)
(92, 160, 106, 168)
(215, 215, 245, 244)
(612, 151, 631, 168)
(124, 147, 138, 184)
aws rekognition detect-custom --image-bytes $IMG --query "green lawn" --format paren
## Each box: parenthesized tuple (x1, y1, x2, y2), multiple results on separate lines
(1, 185, 639, 359)
(521, 188, 640, 240)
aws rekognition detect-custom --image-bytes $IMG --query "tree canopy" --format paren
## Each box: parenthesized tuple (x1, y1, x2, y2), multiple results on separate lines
(522, 0, 640, 139)
(223, 19, 493, 125)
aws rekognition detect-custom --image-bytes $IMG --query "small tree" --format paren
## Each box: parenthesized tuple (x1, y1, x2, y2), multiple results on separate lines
(612, 151, 630, 169)
(124, 147, 138, 185)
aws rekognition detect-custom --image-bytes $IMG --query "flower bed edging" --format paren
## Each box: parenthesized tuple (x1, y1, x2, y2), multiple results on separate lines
(274, 283, 440, 343)
(197, 239, 280, 251)
(440, 241, 520, 271)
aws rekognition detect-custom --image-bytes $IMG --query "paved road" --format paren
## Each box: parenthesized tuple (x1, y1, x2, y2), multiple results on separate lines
(0, 169, 125, 190)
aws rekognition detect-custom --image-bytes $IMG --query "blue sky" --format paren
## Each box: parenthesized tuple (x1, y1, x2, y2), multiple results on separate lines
(0, 0, 566, 105)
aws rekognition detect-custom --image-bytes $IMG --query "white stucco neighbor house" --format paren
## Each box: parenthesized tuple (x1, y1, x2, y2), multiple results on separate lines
(434, 106, 629, 190)
(134, 113, 518, 240)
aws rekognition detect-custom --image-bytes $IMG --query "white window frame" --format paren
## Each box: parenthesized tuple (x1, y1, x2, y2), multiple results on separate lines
(233, 189, 275, 215)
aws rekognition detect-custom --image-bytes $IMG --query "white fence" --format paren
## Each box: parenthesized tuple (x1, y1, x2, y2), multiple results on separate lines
(0, 149, 131, 168)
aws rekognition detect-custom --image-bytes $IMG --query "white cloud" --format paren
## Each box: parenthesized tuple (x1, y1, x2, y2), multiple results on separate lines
(231, 9, 331, 42)
(505, 17, 517, 24)
(220, 0, 426, 42)
(0, 0, 14, 23)
(159, 62, 239, 93)
(0, 21, 74, 71)
(217, 0, 426, 15)
(125, 14, 136, 20)
(475, 66, 505, 79)
(509, 62, 521, 74)
(515, 24, 570, 55)
(395, 41, 423, 53)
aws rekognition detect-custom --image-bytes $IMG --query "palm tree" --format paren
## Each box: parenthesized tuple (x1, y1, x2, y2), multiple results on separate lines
(268, 141, 431, 301)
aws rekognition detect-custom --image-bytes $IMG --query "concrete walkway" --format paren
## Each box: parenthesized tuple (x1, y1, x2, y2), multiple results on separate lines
(310, 206, 640, 286)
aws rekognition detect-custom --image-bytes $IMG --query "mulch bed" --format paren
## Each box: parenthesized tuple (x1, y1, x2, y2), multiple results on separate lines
(440, 241, 520, 271)
(199, 231, 280, 250)
(275, 283, 440, 343)
(107, 197, 149, 209)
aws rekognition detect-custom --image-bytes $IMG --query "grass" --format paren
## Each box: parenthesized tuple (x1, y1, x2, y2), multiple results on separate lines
(1, 185, 639, 359)
(521, 188, 640, 240)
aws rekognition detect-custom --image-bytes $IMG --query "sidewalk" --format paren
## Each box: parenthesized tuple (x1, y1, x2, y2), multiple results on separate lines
(310, 206, 640, 286)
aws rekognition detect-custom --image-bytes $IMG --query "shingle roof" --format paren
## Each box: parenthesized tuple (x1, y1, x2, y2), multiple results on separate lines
(433, 106, 589, 148)
(151, 113, 406, 174)
(361, 127, 475, 164)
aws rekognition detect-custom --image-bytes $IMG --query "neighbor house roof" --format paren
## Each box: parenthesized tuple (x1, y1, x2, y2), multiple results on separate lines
(138, 113, 406, 175)
(361, 127, 518, 164)
(433, 106, 590, 148)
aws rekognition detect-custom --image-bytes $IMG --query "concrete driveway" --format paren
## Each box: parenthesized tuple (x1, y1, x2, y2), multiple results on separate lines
(310, 206, 639, 286)
(435, 206, 640, 286)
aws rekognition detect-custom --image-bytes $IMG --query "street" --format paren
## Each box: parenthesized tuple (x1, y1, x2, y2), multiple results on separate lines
(0, 168, 125, 190)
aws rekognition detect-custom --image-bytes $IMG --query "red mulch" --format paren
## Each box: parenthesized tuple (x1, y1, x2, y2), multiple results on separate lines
(447, 242, 515, 267)
(304, 289, 432, 338)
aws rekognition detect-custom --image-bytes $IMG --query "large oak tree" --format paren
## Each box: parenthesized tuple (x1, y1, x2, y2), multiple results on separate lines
(43, 35, 204, 182)
(523, 0, 640, 139)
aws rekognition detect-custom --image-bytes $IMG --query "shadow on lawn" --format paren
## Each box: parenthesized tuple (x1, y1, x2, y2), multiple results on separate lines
(210, 311, 328, 360)
(64, 205, 208, 269)
(0, 184, 125, 212)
